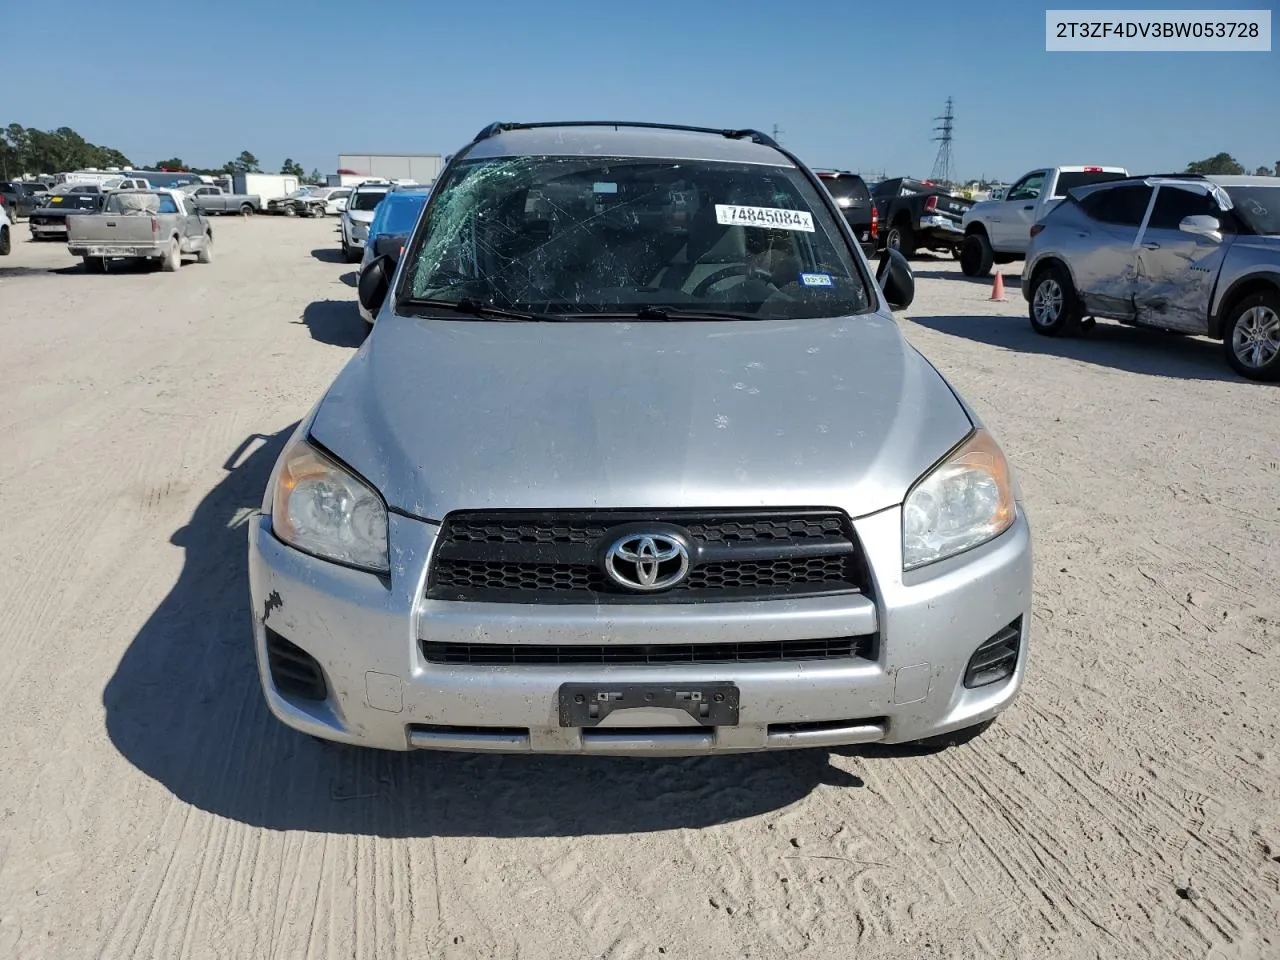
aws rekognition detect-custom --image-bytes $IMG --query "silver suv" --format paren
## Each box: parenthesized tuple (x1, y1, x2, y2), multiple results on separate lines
(1023, 174, 1280, 381)
(249, 121, 1033, 756)
(339, 180, 392, 262)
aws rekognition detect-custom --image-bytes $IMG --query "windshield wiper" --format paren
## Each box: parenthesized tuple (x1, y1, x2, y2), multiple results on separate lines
(400, 297, 558, 322)
(555, 306, 764, 322)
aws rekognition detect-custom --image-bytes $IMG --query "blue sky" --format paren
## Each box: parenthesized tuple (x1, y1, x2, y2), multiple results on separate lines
(7, 0, 1277, 180)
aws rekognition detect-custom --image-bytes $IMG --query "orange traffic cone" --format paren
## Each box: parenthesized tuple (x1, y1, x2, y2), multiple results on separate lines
(989, 270, 1006, 301)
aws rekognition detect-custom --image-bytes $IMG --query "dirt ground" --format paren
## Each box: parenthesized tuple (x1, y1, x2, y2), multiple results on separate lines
(0, 216, 1277, 960)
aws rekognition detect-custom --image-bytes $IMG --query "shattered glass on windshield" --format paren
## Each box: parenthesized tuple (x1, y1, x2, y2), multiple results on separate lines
(1225, 186, 1280, 235)
(402, 156, 873, 319)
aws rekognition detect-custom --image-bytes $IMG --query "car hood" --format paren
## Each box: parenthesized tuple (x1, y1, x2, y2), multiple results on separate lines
(963, 199, 999, 221)
(308, 311, 974, 520)
(1229, 233, 1280, 251)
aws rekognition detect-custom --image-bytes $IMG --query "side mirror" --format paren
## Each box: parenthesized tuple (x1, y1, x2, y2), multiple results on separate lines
(876, 247, 915, 312)
(357, 255, 394, 317)
(1179, 214, 1222, 242)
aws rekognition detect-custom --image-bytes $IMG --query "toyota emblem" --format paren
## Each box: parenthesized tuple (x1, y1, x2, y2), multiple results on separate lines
(604, 533, 690, 592)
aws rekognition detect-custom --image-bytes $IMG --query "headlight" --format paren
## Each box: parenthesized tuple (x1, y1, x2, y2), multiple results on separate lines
(902, 429, 1015, 570)
(270, 439, 389, 573)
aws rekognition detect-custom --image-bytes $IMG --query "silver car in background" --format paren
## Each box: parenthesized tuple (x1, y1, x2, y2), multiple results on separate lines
(339, 180, 392, 262)
(249, 121, 1033, 756)
(1023, 174, 1280, 381)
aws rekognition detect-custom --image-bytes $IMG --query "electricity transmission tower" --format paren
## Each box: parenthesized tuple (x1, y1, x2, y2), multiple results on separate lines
(772, 123, 783, 143)
(931, 97, 955, 185)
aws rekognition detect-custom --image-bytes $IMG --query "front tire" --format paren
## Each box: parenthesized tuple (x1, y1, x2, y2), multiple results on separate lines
(283, 203, 297, 217)
(1028, 263, 1083, 336)
(885, 221, 916, 258)
(960, 232, 994, 277)
(1224, 290, 1280, 382)
(0, 225, 10, 256)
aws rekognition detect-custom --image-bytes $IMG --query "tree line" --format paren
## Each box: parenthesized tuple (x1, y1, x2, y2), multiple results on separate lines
(1185, 153, 1277, 177)
(151, 150, 322, 183)
(3, 123, 1276, 185)
(1, 124, 323, 182)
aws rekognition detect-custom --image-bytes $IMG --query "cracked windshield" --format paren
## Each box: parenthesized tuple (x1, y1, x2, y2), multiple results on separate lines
(405, 156, 873, 318)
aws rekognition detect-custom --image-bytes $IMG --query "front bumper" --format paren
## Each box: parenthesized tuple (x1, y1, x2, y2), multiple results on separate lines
(248, 502, 1033, 755)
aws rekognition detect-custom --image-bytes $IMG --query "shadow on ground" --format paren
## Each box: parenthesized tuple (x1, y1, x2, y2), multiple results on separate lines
(0, 264, 78, 277)
(910, 313, 1252, 383)
(339, 271, 357, 288)
(104, 426, 882, 838)
(311, 247, 349, 264)
(0, 260, 163, 277)
(296, 299, 367, 347)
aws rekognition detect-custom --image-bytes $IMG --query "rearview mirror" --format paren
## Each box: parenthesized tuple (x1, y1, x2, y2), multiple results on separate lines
(1179, 214, 1222, 242)
(358, 255, 394, 317)
(876, 248, 915, 312)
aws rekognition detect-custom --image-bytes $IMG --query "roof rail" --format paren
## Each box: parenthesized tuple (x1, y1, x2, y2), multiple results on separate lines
(472, 121, 780, 149)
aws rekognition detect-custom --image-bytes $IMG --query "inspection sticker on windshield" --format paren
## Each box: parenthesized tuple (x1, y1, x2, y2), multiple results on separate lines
(800, 272, 833, 287)
(715, 204, 814, 232)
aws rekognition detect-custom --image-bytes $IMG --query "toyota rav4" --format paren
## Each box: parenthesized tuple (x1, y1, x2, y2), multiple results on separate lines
(248, 121, 1033, 756)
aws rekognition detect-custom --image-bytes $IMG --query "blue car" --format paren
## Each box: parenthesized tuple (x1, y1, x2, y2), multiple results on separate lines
(358, 186, 432, 325)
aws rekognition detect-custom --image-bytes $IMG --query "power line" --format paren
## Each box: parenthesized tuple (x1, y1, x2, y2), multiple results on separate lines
(931, 97, 954, 185)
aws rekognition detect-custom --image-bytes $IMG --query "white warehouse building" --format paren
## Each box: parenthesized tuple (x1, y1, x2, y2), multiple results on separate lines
(336, 153, 444, 183)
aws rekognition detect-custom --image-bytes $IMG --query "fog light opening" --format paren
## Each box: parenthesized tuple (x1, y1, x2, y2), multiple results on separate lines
(265, 628, 329, 701)
(963, 618, 1021, 689)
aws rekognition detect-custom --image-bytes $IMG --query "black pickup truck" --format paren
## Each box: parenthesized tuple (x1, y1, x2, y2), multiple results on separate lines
(814, 170, 878, 258)
(869, 178, 973, 258)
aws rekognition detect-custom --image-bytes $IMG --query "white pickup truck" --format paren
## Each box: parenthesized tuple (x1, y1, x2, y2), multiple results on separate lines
(959, 165, 1128, 276)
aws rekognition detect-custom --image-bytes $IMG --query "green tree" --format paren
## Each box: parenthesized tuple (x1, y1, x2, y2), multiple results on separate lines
(1185, 152, 1245, 176)
(1255, 166, 1273, 177)
(227, 150, 260, 174)
(153, 157, 187, 171)
(280, 158, 305, 178)
(308, 167, 323, 184)
(0, 123, 131, 175)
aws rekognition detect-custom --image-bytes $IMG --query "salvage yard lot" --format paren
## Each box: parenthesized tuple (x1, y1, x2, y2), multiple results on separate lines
(0, 218, 1277, 959)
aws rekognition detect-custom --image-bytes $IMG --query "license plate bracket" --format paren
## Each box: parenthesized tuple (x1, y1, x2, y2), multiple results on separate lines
(558, 682, 740, 728)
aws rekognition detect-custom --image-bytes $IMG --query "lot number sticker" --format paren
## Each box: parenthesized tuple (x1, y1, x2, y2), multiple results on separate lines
(715, 204, 814, 232)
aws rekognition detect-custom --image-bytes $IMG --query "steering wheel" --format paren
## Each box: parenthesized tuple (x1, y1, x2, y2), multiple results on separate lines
(689, 264, 776, 297)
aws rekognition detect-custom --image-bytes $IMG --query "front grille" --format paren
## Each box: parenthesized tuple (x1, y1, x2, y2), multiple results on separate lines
(422, 635, 873, 665)
(426, 509, 868, 604)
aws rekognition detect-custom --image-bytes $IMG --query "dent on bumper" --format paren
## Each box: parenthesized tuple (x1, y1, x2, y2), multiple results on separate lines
(248, 506, 1033, 755)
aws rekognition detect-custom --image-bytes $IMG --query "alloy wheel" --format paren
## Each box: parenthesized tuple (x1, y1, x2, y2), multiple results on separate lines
(1232, 305, 1280, 370)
